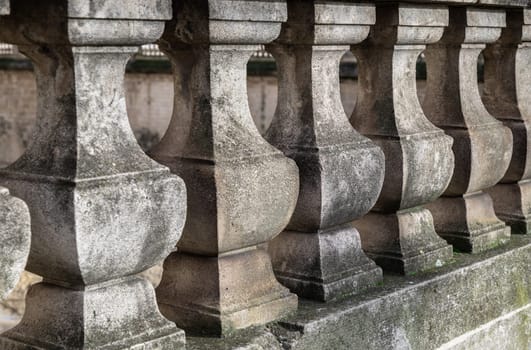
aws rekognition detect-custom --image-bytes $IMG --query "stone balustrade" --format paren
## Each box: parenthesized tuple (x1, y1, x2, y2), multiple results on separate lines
(0, 0, 528, 348)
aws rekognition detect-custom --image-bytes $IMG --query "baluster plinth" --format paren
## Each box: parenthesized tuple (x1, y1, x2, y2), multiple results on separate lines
(0, 1, 187, 348)
(424, 7, 513, 253)
(351, 3, 454, 275)
(484, 8, 531, 235)
(265, 1, 384, 301)
(151, 0, 299, 336)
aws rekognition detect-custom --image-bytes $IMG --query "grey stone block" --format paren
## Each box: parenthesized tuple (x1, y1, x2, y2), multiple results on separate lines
(270, 236, 531, 350)
(186, 235, 531, 350)
(0, 277, 185, 349)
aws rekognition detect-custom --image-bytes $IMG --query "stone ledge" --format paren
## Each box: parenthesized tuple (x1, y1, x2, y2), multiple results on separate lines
(372, 0, 529, 7)
(187, 235, 530, 349)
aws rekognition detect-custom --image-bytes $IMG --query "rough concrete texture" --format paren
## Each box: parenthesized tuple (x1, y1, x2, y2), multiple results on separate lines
(0, 188, 30, 301)
(0, 1, 186, 348)
(423, 6, 513, 253)
(483, 8, 531, 235)
(264, 1, 384, 302)
(351, 3, 454, 274)
(151, 0, 299, 336)
(437, 304, 530, 350)
(186, 235, 531, 350)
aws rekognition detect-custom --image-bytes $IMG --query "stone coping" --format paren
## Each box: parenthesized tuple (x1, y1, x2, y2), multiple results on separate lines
(187, 235, 531, 349)
(370, 0, 529, 7)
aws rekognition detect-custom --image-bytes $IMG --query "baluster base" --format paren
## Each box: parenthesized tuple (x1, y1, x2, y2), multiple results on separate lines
(0, 277, 185, 349)
(355, 208, 453, 275)
(156, 248, 297, 337)
(486, 181, 531, 235)
(427, 192, 511, 253)
(269, 224, 382, 302)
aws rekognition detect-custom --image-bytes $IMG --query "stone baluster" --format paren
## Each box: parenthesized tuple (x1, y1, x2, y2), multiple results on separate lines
(265, 1, 384, 301)
(0, 1, 187, 348)
(0, 0, 31, 305)
(483, 8, 531, 235)
(423, 7, 513, 253)
(151, 0, 299, 336)
(0, 189, 30, 303)
(351, 3, 454, 275)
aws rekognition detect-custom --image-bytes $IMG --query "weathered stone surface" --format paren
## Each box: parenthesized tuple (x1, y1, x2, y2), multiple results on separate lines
(264, 1, 383, 302)
(437, 305, 530, 350)
(151, 0, 299, 336)
(0, 277, 183, 349)
(0, 188, 30, 301)
(270, 236, 530, 350)
(484, 8, 531, 235)
(375, 0, 528, 7)
(0, 0, 31, 312)
(351, 3, 454, 274)
(0, 0, 8, 15)
(0, 1, 186, 348)
(186, 235, 531, 350)
(424, 6, 513, 253)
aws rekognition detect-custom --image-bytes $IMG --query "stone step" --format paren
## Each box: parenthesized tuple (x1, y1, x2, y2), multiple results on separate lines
(187, 235, 530, 350)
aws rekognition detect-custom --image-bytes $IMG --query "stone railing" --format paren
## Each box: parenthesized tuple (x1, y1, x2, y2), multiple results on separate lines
(0, 0, 529, 349)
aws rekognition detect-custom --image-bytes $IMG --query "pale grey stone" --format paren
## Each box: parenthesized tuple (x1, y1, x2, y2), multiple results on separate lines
(265, 1, 384, 302)
(0, 1, 186, 348)
(484, 8, 531, 235)
(351, 3, 454, 274)
(424, 6, 513, 253)
(0, 188, 30, 301)
(151, 0, 299, 337)
(437, 305, 531, 350)
(0, 0, 8, 15)
(269, 236, 531, 350)
(186, 236, 531, 350)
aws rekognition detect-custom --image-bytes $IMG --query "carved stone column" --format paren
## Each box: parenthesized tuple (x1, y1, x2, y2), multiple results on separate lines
(424, 7, 513, 253)
(0, 1, 31, 305)
(484, 8, 531, 235)
(351, 3, 454, 275)
(265, 1, 384, 301)
(151, 0, 299, 336)
(0, 1, 187, 348)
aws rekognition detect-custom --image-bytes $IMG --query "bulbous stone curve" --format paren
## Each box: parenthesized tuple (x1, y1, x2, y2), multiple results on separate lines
(0, 188, 31, 301)
(424, 6, 512, 252)
(483, 8, 531, 235)
(351, 3, 454, 274)
(0, 1, 187, 348)
(265, 1, 384, 301)
(152, 0, 300, 336)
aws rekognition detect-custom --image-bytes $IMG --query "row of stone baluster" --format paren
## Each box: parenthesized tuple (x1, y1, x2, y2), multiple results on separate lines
(0, 0, 529, 348)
